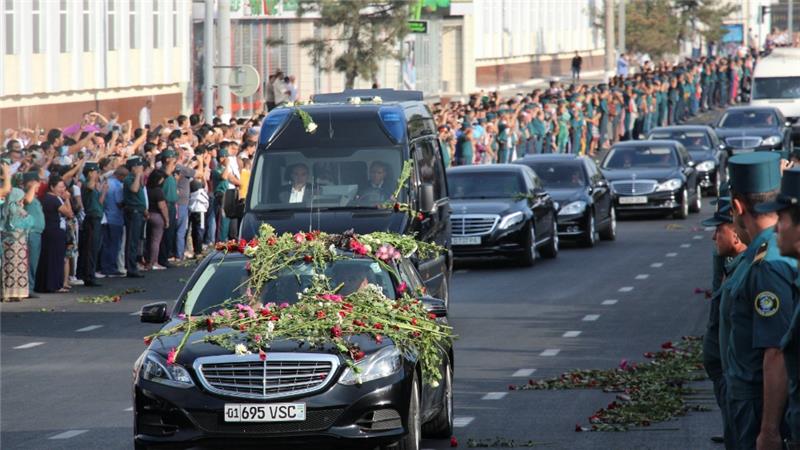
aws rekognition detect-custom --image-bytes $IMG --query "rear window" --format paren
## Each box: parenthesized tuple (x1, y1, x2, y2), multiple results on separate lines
(447, 171, 525, 199)
(602, 146, 678, 169)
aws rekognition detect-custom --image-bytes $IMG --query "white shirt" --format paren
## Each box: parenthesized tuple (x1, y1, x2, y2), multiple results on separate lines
(227, 156, 240, 190)
(139, 106, 151, 129)
(289, 186, 305, 203)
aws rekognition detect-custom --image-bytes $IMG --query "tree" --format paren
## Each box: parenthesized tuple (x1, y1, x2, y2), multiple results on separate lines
(293, 0, 410, 89)
(624, 0, 683, 58)
(675, 0, 739, 45)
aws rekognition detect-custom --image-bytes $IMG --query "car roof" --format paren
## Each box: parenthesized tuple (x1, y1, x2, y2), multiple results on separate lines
(446, 163, 526, 174)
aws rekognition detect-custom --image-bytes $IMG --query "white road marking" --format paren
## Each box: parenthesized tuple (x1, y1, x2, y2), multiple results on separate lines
(618, 286, 634, 292)
(124, 407, 133, 412)
(540, 349, 561, 356)
(666, 252, 678, 257)
(563, 331, 582, 338)
(13, 342, 44, 349)
(49, 430, 88, 440)
(75, 325, 104, 332)
(680, 243, 692, 248)
(512, 368, 536, 377)
(651, 262, 664, 268)
(583, 314, 600, 321)
(601, 299, 618, 305)
(482, 392, 508, 400)
(635, 274, 649, 280)
(693, 235, 704, 240)
(454, 417, 474, 428)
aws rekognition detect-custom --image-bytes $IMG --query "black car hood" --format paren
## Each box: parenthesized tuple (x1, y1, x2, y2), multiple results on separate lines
(715, 127, 780, 139)
(545, 187, 588, 204)
(688, 149, 716, 163)
(601, 167, 681, 182)
(241, 209, 407, 239)
(449, 198, 520, 216)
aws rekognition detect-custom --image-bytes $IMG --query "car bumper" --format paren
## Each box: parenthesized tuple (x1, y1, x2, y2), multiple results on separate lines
(452, 225, 528, 257)
(556, 213, 588, 237)
(133, 366, 413, 449)
(698, 170, 717, 189)
(613, 191, 681, 213)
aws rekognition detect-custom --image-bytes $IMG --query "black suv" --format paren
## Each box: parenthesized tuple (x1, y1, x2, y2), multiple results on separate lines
(446, 164, 558, 265)
(241, 89, 452, 303)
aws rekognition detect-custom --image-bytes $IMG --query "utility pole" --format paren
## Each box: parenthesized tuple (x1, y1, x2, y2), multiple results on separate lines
(605, 0, 615, 82)
(218, 0, 232, 118)
(618, 0, 626, 55)
(203, 0, 214, 122)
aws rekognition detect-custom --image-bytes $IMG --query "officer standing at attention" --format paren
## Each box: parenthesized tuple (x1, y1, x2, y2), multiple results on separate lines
(123, 156, 146, 279)
(77, 162, 105, 287)
(702, 197, 747, 446)
(721, 152, 797, 450)
(752, 167, 800, 445)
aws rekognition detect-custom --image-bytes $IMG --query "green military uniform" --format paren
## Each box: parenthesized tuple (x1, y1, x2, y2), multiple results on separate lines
(22, 172, 45, 286)
(78, 162, 104, 285)
(123, 156, 146, 277)
(720, 153, 798, 449)
(754, 168, 800, 442)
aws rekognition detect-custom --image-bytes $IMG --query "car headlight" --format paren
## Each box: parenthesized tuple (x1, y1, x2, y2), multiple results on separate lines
(761, 135, 782, 146)
(695, 161, 716, 172)
(339, 345, 402, 385)
(140, 351, 195, 388)
(655, 178, 683, 192)
(498, 211, 524, 230)
(559, 201, 587, 216)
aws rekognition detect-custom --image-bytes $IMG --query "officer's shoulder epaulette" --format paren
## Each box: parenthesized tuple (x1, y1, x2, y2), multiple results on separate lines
(753, 242, 769, 264)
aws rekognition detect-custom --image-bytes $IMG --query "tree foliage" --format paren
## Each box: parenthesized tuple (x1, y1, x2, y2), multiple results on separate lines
(294, 0, 410, 89)
(675, 0, 739, 45)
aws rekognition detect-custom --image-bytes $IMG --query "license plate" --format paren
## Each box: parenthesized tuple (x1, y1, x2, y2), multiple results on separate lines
(452, 236, 481, 245)
(224, 403, 306, 422)
(619, 196, 648, 205)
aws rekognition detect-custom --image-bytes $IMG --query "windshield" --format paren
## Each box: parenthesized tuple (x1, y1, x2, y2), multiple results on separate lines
(249, 147, 405, 211)
(524, 162, 587, 188)
(182, 258, 396, 316)
(753, 77, 800, 100)
(649, 131, 711, 149)
(602, 146, 678, 169)
(448, 171, 526, 199)
(718, 110, 779, 129)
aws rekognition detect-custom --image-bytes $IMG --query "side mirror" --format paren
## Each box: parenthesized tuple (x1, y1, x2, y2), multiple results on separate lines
(141, 302, 169, 324)
(422, 297, 447, 318)
(419, 183, 435, 213)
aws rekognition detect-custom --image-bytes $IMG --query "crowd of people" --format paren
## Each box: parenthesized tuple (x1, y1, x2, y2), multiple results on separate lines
(433, 52, 758, 165)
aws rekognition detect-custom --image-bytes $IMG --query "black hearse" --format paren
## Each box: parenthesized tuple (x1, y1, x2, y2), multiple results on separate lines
(241, 89, 451, 303)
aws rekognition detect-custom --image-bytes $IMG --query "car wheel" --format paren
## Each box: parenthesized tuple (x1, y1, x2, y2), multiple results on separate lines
(599, 207, 616, 241)
(711, 173, 721, 197)
(517, 222, 536, 267)
(396, 375, 421, 450)
(690, 186, 702, 213)
(539, 215, 559, 259)
(580, 210, 597, 247)
(422, 363, 454, 438)
(673, 188, 689, 219)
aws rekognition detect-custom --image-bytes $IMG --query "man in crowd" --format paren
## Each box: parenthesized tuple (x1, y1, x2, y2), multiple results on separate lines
(123, 156, 146, 279)
(100, 166, 127, 277)
(77, 162, 105, 287)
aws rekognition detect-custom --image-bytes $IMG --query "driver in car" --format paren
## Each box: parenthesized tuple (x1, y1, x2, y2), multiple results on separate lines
(355, 161, 394, 204)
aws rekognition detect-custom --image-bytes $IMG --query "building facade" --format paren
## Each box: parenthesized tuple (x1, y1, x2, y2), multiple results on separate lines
(1, 0, 193, 130)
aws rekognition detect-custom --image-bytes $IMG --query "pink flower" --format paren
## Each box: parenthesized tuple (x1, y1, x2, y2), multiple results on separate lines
(319, 293, 343, 302)
(618, 359, 628, 371)
(143, 336, 152, 346)
(396, 282, 408, 295)
(279, 302, 289, 309)
(350, 238, 368, 255)
(238, 312, 245, 319)
(293, 232, 306, 244)
(166, 347, 177, 365)
(450, 436, 458, 447)
(244, 261, 251, 272)
(177, 313, 186, 320)
(331, 325, 342, 337)
(259, 349, 267, 361)
(254, 334, 262, 343)
(376, 244, 397, 261)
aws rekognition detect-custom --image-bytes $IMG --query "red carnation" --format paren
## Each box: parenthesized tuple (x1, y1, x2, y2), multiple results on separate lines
(248, 238, 258, 248)
(267, 236, 277, 246)
(316, 310, 326, 319)
(373, 323, 384, 330)
(354, 350, 366, 361)
(393, 203, 401, 212)
(304, 255, 313, 263)
(428, 313, 437, 320)
(416, 212, 424, 221)
(450, 436, 458, 447)
(113, 295, 121, 303)
(239, 324, 247, 331)
(396, 281, 408, 295)
(661, 341, 673, 349)
(215, 242, 225, 251)
(331, 325, 342, 337)
(206, 317, 214, 332)
(305, 232, 315, 241)
(226, 240, 238, 252)
(411, 318, 418, 326)
(166, 347, 177, 365)
(338, 310, 347, 318)
(260, 308, 271, 317)
(259, 349, 267, 361)
(375, 334, 383, 344)
(143, 336, 152, 346)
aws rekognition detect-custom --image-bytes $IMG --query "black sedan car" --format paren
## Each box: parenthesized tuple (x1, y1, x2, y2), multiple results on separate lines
(647, 125, 725, 196)
(713, 106, 794, 157)
(134, 252, 453, 450)
(446, 164, 558, 265)
(513, 154, 615, 247)
(600, 140, 701, 219)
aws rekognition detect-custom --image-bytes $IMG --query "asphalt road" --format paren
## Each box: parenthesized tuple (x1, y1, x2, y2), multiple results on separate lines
(1, 202, 721, 450)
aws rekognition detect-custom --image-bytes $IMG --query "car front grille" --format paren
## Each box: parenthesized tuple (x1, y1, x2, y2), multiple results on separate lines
(725, 137, 762, 149)
(450, 214, 499, 236)
(611, 180, 658, 195)
(193, 353, 340, 400)
(190, 408, 345, 434)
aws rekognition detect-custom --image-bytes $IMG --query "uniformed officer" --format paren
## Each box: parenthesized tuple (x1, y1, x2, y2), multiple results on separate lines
(753, 167, 800, 445)
(721, 152, 798, 450)
(702, 197, 747, 446)
(77, 162, 105, 287)
(123, 156, 146, 279)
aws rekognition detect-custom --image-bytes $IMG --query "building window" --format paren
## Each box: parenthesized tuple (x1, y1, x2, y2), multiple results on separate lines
(129, 0, 137, 49)
(153, 0, 159, 49)
(32, 0, 40, 53)
(82, 0, 91, 52)
(59, 0, 70, 53)
(4, 0, 13, 55)
(172, 0, 178, 48)
(107, 0, 116, 51)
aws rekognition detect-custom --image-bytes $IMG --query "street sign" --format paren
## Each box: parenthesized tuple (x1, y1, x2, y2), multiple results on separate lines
(230, 64, 261, 97)
(408, 20, 428, 34)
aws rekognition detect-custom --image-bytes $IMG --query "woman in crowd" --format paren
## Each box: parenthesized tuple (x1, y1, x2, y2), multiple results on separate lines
(2, 186, 34, 301)
(35, 176, 73, 293)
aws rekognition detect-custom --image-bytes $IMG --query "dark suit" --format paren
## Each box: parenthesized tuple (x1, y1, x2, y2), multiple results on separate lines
(356, 183, 393, 204)
(278, 184, 312, 204)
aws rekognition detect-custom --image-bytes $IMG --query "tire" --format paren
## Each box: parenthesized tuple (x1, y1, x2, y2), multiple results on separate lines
(580, 211, 597, 248)
(422, 363, 454, 438)
(396, 376, 421, 450)
(710, 173, 721, 197)
(689, 186, 702, 213)
(517, 222, 536, 267)
(673, 188, 689, 220)
(539, 215, 559, 259)
(599, 207, 616, 241)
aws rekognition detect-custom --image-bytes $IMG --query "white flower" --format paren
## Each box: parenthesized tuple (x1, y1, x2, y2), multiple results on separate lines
(430, 380, 440, 388)
(285, 101, 295, 107)
(306, 122, 318, 133)
(349, 97, 362, 105)
(267, 321, 275, 333)
(372, 96, 383, 104)
(234, 344, 250, 355)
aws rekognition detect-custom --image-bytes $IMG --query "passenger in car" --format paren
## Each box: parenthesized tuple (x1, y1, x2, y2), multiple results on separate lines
(278, 163, 312, 204)
(355, 161, 394, 205)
